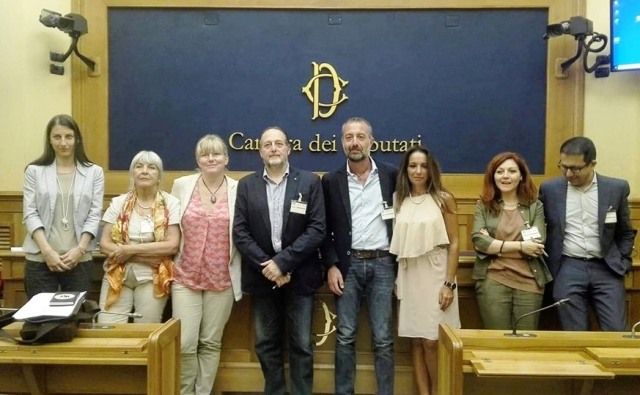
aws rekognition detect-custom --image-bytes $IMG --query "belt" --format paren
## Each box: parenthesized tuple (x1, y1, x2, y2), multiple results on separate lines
(562, 255, 604, 262)
(351, 249, 391, 259)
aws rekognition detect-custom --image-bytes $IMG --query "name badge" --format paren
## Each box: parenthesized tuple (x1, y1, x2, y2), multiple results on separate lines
(605, 210, 617, 224)
(291, 200, 307, 215)
(521, 226, 542, 241)
(381, 207, 395, 220)
(140, 216, 154, 233)
(381, 200, 395, 220)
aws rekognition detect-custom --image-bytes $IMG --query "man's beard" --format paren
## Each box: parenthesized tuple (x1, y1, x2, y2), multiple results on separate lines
(266, 157, 284, 167)
(347, 150, 367, 162)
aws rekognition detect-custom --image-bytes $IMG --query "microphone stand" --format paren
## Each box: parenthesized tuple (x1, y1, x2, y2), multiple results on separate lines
(90, 311, 143, 329)
(623, 321, 640, 339)
(504, 298, 570, 337)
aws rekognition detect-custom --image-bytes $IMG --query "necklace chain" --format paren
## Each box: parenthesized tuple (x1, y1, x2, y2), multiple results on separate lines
(137, 199, 153, 210)
(409, 192, 427, 205)
(202, 176, 226, 204)
(56, 170, 76, 231)
(350, 164, 370, 182)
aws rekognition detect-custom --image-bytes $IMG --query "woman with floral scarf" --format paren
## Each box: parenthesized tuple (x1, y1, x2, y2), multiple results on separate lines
(97, 151, 181, 323)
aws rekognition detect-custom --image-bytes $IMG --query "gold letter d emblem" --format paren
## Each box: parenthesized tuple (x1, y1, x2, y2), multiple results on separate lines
(302, 62, 348, 120)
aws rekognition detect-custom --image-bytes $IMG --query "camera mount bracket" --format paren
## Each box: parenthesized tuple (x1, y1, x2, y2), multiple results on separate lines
(48, 34, 96, 75)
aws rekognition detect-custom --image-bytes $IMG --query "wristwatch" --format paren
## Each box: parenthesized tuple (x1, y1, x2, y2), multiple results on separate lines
(444, 281, 457, 290)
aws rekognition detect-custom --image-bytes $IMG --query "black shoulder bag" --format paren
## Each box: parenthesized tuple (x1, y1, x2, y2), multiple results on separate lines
(0, 300, 100, 344)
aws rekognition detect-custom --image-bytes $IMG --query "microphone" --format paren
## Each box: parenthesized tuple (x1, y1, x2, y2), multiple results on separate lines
(623, 321, 640, 339)
(91, 311, 143, 328)
(504, 298, 570, 337)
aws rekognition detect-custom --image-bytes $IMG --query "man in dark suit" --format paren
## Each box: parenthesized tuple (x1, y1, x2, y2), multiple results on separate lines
(540, 137, 636, 331)
(233, 126, 325, 394)
(321, 117, 398, 395)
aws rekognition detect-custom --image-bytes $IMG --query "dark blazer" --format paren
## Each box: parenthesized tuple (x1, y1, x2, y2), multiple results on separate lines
(539, 174, 636, 277)
(233, 167, 325, 296)
(321, 160, 398, 277)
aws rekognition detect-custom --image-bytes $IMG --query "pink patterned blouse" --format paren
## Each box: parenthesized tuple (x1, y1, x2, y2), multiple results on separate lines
(173, 187, 231, 291)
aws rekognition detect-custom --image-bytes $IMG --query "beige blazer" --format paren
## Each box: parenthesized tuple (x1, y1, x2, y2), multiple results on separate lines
(170, 173, 242, 301)
(22, 162, 105, 253)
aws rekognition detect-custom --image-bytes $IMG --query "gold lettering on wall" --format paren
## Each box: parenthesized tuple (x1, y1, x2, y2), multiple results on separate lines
(302, 62, 349, 120)
(314, 301, 337, 346)
(229, 131, 259, 150)
(229, 131, 421, 154)
(308, 134, 337, 152)
(370, 136, 423, 152)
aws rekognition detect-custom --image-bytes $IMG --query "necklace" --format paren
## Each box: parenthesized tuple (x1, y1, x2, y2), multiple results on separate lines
(503, 201, 518, 209)
(137, 199, 153, 210)
(202, 176, 226, 203)
(356, 170, 368, 181)
(409, 192, 427, 204)
(350, 163, 370, 182)
(56, 170, 76, 231)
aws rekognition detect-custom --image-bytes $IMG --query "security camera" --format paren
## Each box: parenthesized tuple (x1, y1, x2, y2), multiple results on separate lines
(39, 9, 62, 28)
(39, 8, 88, 36)
(39, 8, 96, 75)
(544, 16, 593, 40)
(544, 16, 608, 76)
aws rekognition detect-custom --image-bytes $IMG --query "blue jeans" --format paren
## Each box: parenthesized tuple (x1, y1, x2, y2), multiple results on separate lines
(24, 259, 93, 299)
(335, 256, 395, 395)
(252, 290, 314, 395)
(553, 257, 627, 331)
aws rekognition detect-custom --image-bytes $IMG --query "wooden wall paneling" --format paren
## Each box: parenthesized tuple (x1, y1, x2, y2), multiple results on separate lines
(0, 222, 12, 250)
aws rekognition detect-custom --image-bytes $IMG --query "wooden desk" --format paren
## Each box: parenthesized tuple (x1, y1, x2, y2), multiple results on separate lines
(0, 319, 180, 395)
(469, 350, 613, 378)
(438, 324, 640, 395)
(586, 347, 640, 375)
(3, 247, 639, 394)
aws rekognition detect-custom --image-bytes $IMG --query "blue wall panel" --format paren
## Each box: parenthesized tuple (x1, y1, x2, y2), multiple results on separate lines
(108, 9, 548, 173)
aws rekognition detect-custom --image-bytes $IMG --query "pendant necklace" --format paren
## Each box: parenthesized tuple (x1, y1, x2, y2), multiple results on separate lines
(202, 176, 226, 204)
(56, 170, 76, 231)
(409, 192, 427, 205)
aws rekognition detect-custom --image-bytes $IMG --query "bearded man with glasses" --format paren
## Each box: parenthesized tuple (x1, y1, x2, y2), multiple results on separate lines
(540, 136, 636, 331)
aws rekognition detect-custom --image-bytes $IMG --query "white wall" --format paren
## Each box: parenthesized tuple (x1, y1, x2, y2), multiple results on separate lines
(0, 0, 72, 191)
(584, 1, 640, 195)
(1, 1, 639, 197)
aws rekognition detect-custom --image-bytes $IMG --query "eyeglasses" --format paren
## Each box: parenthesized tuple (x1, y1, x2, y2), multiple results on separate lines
(557, 161, 590, 174)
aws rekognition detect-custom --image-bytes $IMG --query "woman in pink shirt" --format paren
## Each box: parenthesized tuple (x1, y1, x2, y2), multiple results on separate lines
(170, 135, 242, 395)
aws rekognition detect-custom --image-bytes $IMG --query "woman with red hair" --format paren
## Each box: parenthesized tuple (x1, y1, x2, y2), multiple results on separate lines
(471, 152, 552, 330)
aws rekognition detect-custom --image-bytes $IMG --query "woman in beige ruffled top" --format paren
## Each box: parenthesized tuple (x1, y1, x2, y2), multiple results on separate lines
(390, 146, 460, 395)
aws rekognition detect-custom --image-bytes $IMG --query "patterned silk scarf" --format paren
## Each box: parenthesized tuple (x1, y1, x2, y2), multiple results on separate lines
(104, 191, 174, 309)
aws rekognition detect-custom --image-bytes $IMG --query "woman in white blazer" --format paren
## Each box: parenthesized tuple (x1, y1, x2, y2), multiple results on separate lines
(22, 114, 104, 299)
(170, 134, 242, 395)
